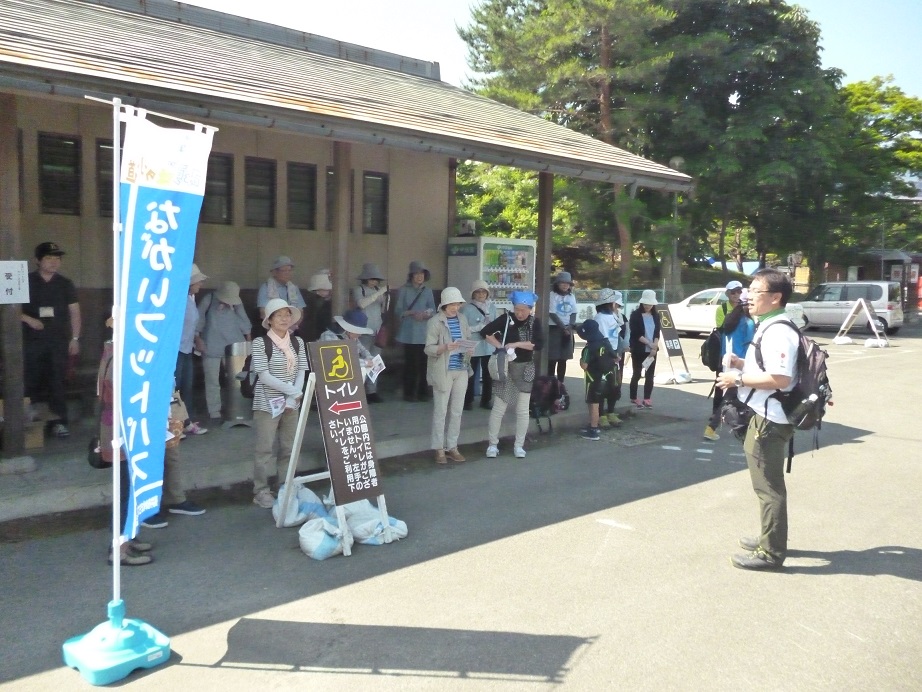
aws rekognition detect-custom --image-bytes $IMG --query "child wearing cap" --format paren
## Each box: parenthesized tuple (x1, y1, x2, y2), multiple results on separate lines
(576, 319, 619, 440)
(592, 288, 626, 426)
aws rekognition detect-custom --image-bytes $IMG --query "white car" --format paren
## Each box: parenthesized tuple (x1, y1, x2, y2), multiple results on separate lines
(668, 287, 804, 335)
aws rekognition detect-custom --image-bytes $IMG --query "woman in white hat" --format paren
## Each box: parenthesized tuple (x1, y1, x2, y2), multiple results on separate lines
(482, 291, 543, 459)
(395, 260, 435, 401)
(547, 270, 577, 382)
(250, 298, 309, 509)
(257, 256, 306, 330)
(351, 263, 389, 403)
(592, 288, 626, 426)
(196, 281, 253, 421)
(459, 279, 497, 410)
(628, 289, 662, 409)
(300, 272, 334, 342)
(425, 287, 473, 464)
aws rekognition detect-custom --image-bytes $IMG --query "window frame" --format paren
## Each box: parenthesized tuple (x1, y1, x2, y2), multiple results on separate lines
(245, 156, 276, 228)
(38, 132, 81, 215)
(362, 170, 389, 235)
(287, 161, 318, 230)
(201, 152, 234, 225)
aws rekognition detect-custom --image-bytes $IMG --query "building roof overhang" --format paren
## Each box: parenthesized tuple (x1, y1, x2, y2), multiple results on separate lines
(0, 0, 693, 193)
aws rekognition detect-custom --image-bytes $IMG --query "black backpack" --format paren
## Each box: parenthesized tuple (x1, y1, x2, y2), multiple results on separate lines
(753, 320, 833, 471)
(529, 375, 569, 433)
(700, 303, 728, 372)
(239, 336, 301, 399)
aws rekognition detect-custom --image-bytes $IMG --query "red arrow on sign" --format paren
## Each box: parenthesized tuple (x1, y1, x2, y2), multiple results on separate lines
(328, 400, 362, 415)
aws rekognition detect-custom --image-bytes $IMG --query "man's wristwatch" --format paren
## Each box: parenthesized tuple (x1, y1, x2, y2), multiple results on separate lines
(71, 337, 80, 341)
(734, 372, 744, 388)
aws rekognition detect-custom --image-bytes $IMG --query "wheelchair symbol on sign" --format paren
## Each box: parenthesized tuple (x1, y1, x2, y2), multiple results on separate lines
(659, 312, 674, 329)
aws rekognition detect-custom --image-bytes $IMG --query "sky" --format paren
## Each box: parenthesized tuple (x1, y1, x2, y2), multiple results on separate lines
(184, 0, 922, 99)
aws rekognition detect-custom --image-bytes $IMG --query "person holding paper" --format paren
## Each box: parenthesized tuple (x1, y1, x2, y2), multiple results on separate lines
(628, 289, 661, 409)
(250, 298, 309, 509)
(482, 291, 543, 459)
(425, 287, 473, 465)
(319, 309, 382, 401)
(703, 282, 753, 441)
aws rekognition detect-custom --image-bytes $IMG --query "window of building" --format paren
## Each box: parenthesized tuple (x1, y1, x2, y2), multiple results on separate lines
(287, 162, 317, 230)
(38, 133, 81, 215)
(201, 153, 233, 225)
(362, 171, 389, 235)
(96, 139, 114, 218)
(245, 157, 276, 227)
(325, 166, 354, 232)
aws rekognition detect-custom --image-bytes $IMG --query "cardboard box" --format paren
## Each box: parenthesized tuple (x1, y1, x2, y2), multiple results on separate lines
(24, 423, 44, 450)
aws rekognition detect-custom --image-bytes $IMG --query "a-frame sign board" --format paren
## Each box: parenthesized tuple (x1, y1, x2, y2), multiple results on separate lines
(276, 340, 393, 554)
(834, 298, 888, 346)
(647, 303, 691, 382)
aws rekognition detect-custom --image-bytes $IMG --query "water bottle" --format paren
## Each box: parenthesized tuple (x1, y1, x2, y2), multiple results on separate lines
(789, 393, 819, 427)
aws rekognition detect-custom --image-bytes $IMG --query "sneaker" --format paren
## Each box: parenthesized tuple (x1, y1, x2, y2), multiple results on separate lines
(485, 444, 499, 458)
(167, 500, 206, 516)
(140, 512, 169, 529)
(108, 546, 153, 567)
(435, 449, 448, 465)
(128, 539, 153, 552)
(253, 489, 275, 509)
(513, 446, 526, 459)
(642, 399, 653, 409)
(608, 414, 623, 426)
(738, 536, 760, 552)
(703, 425, 720, 441)
(446, 448, 466, 463)
(731, 549, 782, 571)
(580, 427, 601, 441)
(632, 399, 643, 410)
(184, 422, 208, 435)
(598, 415, 610, 429)
(51, 423, 70, 438)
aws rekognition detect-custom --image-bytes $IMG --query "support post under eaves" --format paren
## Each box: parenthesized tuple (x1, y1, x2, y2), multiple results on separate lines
(331, 141, 351, 315)
(535, 172, 553, 376)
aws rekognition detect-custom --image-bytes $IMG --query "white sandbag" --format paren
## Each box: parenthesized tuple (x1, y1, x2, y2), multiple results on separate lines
(298, 516, 353, 560)
(353, 516, 409, 545)
(273, 484, 309, 527)
(296, 486, 329, 522)
(340, 498, 380, 522)
(833, 336, 853, 345)
(864, 337, 888, 348)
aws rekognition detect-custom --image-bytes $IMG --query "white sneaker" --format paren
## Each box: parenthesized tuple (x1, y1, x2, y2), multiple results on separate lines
(253, 489, 275, 509)
(514, 446, 526, 459)
(485, 445, 498, 458)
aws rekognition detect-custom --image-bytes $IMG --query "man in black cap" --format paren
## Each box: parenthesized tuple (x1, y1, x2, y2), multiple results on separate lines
(20, 242, 81, 437)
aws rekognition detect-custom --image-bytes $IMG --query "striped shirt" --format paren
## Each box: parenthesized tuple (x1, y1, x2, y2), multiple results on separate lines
(447, 316, 463, 370)
(251, 335, 309, 413)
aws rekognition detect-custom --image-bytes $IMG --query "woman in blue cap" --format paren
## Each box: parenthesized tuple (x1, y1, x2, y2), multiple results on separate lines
(482, 291, 544, 459)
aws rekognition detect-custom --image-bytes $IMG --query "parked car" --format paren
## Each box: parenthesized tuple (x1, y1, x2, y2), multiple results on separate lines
(668, 287, 805, 336)
(799, 281, 903, 335)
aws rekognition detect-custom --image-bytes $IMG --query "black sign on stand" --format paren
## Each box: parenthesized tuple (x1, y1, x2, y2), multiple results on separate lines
(308, 340, 383, 505)
(655, 304, 690, 376)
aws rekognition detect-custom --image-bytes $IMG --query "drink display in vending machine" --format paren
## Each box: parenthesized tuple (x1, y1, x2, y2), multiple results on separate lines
(447, 236, 537, 311)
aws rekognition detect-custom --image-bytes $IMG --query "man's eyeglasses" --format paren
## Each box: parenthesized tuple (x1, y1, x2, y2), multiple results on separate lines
(747, 289, 773, 295)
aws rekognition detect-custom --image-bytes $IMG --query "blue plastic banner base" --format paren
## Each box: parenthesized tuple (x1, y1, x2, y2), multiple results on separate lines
(62, 600, 170, 686)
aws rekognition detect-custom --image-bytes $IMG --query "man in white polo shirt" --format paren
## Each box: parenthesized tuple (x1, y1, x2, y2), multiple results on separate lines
(717, 268, 799, 571)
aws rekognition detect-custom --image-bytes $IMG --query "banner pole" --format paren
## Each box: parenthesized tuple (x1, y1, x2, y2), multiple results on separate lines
(111, 97, 123, 606)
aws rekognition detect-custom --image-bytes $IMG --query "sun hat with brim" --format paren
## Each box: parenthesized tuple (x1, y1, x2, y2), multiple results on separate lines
(639, 289, 658, 306)
(214, 281, 242, 305)
(407, 260, 430, 282)
(272, 255, 294, 271)
(438, 286, 466, 309)
(553, 271, 573, 285)
(470, 279, 491, 299)
(34, 241, 65, 259)
(307, 273, 333, 291)
(613, 291, 624, 306)
(262, 298, 302, 330)
(595, 287, 617, 307)
(335, 309, 373, 335)
(357, 263, 385, 281)
(509, 290, 538, 308)
(725, 280, 743, 292)
(190, 263, 208, 285)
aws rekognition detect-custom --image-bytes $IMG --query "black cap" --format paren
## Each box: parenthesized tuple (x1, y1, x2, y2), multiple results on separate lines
(35, 242, 65, 259)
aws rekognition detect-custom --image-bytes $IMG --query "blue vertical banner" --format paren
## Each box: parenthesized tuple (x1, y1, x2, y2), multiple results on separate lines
(117, 112, 214, 538)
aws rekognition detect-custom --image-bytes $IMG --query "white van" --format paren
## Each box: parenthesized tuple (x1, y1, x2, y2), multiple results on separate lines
(799, 281, 903, 335)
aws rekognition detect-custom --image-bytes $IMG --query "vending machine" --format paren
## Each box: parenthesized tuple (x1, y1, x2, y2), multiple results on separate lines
(447, 236, 537, 312)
